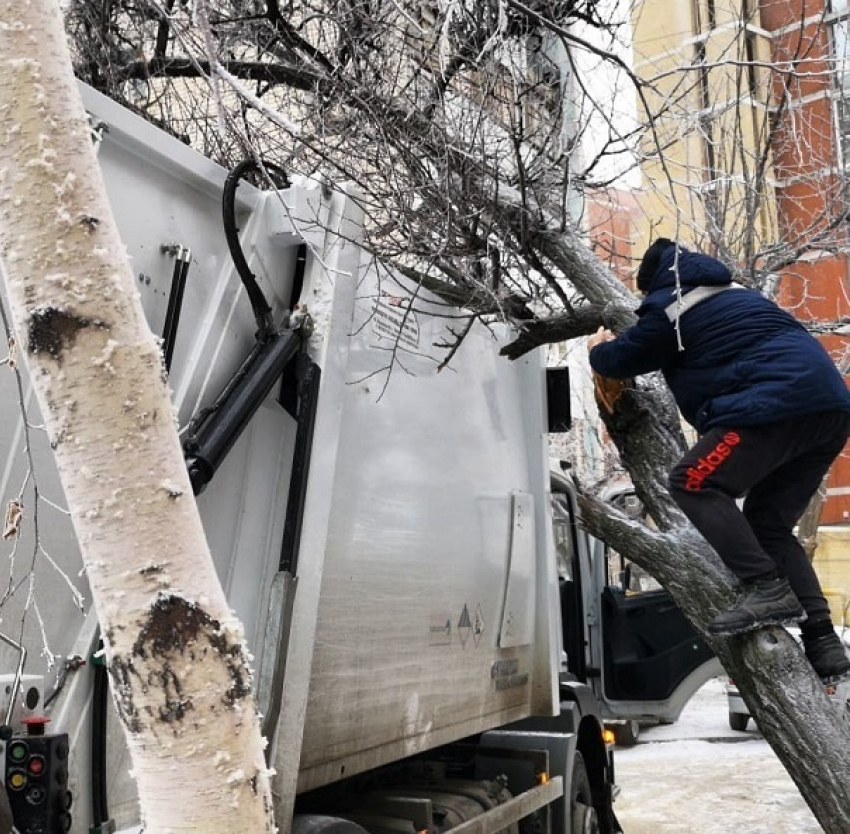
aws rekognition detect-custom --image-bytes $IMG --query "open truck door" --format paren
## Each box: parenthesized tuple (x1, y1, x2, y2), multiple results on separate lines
(550, 469, 722, 743)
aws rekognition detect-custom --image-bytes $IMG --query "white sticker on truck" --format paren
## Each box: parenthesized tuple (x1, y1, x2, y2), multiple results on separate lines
(372, 293, 420, 351)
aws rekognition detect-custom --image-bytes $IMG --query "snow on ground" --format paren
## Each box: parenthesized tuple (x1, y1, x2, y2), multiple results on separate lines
(612, 677, 822, 833)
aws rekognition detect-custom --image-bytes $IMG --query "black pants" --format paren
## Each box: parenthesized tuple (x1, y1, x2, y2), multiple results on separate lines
(669, 410, 850, 628)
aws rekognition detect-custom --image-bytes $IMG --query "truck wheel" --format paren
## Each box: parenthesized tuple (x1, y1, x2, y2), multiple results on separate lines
(729, 711, 749, 732)
(613, 720, 640, 747)
(571, 751, 600, 834)
(291, 815, 369, 834)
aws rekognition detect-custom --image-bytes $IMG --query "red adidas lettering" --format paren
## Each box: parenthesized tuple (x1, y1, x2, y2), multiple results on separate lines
(685, 432, 741, 491)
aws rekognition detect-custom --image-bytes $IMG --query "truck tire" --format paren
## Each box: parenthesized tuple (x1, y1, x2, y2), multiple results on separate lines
(571, 752, 599, 834)
(291, 815, 370, 834)
(729, 711, 750, 732)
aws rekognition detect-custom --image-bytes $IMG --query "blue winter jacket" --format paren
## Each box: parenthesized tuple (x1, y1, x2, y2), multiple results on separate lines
(588, 246, 850, 432)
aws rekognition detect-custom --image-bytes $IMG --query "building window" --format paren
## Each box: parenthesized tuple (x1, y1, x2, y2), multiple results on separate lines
(833, 7, 850, 86)
(830, 4, 850, 170)
(836, 98, 850, 171)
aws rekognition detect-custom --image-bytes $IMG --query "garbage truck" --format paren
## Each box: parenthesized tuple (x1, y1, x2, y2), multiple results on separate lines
(0, 83, 720, 834)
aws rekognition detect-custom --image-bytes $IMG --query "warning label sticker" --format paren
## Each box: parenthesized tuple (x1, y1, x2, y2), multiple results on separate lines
(372, 294, 420, 351)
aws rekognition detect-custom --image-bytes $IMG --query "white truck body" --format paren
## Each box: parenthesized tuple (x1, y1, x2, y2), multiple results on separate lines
(0, 84, 718, 834)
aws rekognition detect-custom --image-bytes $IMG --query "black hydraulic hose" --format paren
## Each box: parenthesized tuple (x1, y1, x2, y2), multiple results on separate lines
(222, 158, 290, 340)
(183, 158, 306, 495)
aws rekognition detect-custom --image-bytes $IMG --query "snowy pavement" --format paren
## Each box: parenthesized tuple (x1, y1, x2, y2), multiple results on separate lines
(611, 677, 822, 833)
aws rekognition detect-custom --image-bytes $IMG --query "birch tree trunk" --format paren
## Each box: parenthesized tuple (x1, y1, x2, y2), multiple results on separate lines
(0, 1, 274, 831)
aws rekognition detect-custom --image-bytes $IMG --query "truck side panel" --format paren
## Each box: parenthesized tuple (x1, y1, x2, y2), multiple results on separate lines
(293, 268, 560, 791)
(0, 85, 571, 832)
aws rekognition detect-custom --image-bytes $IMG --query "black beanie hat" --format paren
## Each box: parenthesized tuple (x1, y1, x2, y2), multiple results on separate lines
(637, 238, 675, 292)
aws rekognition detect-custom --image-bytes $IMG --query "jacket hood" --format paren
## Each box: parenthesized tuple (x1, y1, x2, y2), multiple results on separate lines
(644, 247, 732, 294)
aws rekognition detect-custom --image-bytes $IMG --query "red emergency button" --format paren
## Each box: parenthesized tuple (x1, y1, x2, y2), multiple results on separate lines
(21, 716, 50, 736)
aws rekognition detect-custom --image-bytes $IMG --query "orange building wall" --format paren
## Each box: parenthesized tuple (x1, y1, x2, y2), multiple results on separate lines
(760, 0, 850, 522)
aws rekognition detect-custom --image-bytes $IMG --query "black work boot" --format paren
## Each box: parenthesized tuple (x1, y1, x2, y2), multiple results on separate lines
(804, 632, 850, 684)
(707, 577, 806, 637)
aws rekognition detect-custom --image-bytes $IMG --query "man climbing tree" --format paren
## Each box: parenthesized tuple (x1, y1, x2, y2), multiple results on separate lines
(589, 238, 850, 675)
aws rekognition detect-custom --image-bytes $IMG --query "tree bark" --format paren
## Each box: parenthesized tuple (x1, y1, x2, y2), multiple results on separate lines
(798, 474, 829, 564)
(0, 1, 274, 831)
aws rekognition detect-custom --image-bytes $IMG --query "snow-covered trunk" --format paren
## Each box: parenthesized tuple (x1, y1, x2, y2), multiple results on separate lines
(0, 2, 274, 832)
(579, 378, 850, 833)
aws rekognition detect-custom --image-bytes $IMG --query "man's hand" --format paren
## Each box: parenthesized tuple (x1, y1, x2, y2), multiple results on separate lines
(587, 326, 616, 351)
